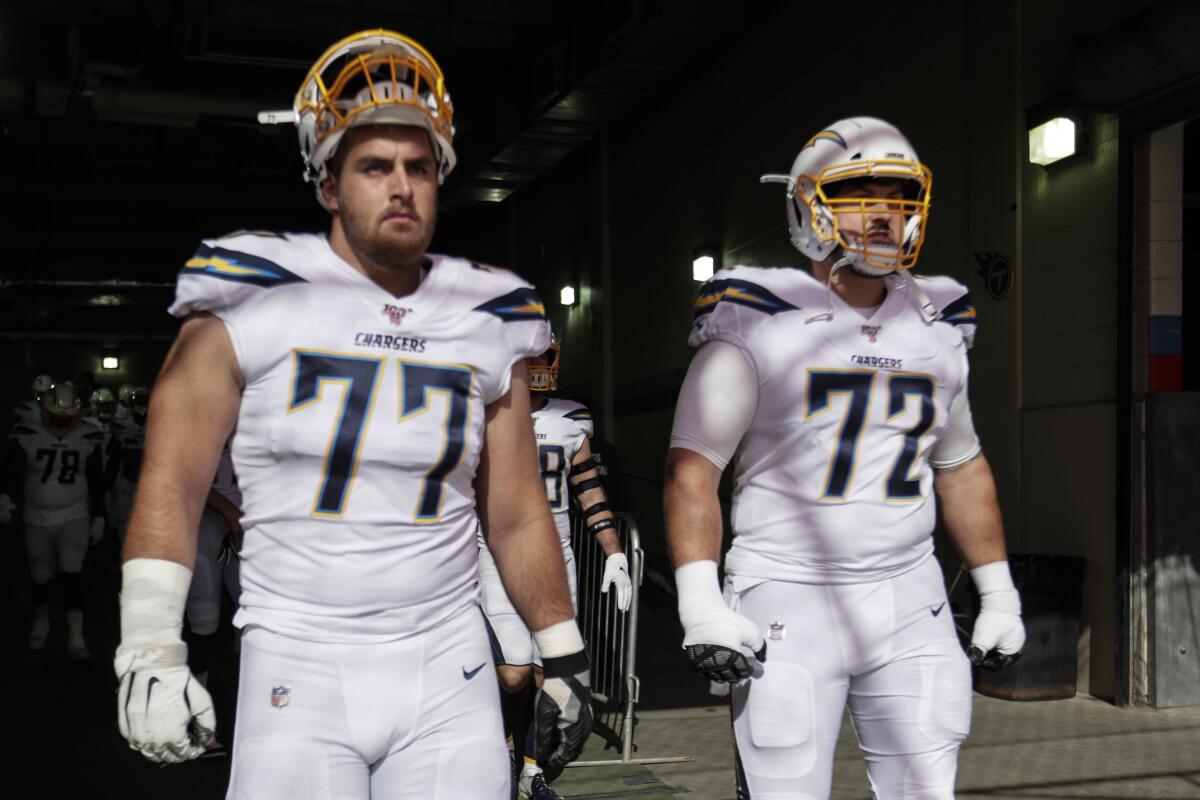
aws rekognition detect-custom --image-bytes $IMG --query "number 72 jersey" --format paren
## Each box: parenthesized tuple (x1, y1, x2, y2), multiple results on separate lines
(689, 265, 978, 585)
(170, 232, 550, 643)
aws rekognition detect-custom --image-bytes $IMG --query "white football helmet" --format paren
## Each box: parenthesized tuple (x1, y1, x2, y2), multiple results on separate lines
(761, 116, 932, 277)
(286, 29, 457, 210)
(41, 383, 81, 418)
(90, 388, 117, 421)
(32, 374, 53, 399)
(118, 384, 135, 406)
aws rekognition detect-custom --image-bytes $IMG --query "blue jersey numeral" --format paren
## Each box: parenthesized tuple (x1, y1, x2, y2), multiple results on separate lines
(805, 370, 938, 501)
(290, 352, 384, 516)
(806, 370, 873, 500)
(400, 363, 473, 522)
(289, 352, 472, 520)
(885, 375, 935, 500)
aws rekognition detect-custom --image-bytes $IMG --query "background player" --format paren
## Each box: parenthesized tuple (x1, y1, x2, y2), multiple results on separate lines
(479, 340, 632, 800)
(13, 374, 53, 425)
(664, 117, 1026, 799)
(112, 30, 592, 798)
(84, 387, 119, 432)
(3, 382, 106, 657)
(114, 384, 134, 422)
(104, 386, 148, 543)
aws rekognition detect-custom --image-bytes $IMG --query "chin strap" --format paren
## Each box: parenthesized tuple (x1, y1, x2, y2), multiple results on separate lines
(890, 271, 941, 322)
(806, 253, 852, 324)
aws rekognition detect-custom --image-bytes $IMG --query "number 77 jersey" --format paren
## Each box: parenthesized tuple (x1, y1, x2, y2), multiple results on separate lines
(689, 265, 978, 584)
(170, 232, 550, 643)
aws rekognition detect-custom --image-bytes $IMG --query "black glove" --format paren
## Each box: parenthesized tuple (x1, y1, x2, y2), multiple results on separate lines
(967, 646, 1023, 671)
(684, 640, 767, 683)
(535, 649, 593, 777)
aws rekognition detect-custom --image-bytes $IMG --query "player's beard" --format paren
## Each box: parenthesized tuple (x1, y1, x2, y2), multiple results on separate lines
(339, 198, 435, 272)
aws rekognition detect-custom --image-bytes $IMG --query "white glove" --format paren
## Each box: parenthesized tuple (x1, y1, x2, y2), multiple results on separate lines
(676, 560, 765, 682)
(600, 553, 632, 611)
(115, 559, 215, 763)
(968, 561, 1026, 670)
(90, 517, 105, 544)
(0, 494, 14, 525)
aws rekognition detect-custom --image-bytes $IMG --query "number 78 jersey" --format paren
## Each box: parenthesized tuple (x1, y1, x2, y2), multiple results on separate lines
(170, 232, 550, 643)
(689, 266, 977, 584)
(533, 398, 594, 549)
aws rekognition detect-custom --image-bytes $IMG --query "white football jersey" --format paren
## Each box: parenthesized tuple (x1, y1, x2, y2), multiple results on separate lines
(169, 231, 550, 643)
(688, 266, 977, 584)
(533, 398, 594, 548)
(9, 418, 105, 524)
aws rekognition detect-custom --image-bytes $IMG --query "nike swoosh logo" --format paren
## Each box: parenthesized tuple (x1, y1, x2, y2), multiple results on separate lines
(462, 663, 486, 680)
(145, 676, 161, 715)
(931, 602, 946, 617)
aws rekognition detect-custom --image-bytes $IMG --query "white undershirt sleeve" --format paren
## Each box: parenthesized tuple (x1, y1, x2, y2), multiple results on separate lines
(669, 340, 758, 471)
(929, 369, 982, 470)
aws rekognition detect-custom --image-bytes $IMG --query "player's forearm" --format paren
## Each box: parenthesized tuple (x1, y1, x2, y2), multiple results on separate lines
(934, 454, 1008, 568)
(488, 505, 576, 630)
(594, 528, 623, 557)
(123, 315, 240, 567)
(664, 447, 724, 568)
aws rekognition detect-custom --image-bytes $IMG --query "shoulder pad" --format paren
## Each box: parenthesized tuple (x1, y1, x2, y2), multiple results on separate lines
(461, 258, 546, 323)
(689, 266, 804, 348)
(563, 403, 592, 422)
(558, 400, 594, 438)
(915, 274, 976, 349)
(82, 429, 106, 441)
(9, 424, 35, 436)
(169, 232, 309, 319)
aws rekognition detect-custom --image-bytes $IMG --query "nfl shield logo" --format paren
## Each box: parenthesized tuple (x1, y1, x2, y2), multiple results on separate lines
(270, 686, 290, 709)
(768, 622, 786, 641)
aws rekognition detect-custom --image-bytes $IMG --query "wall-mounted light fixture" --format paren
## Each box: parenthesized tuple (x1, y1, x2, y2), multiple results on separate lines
(1026, 96, 1089, 168)
(560, 286, 576, 306)
(692, 244, 721, 282)
(101, 355, 120, 370)
(1028, 117, 1076, 166)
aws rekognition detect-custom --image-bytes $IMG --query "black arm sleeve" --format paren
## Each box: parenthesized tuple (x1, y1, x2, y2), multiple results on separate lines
(2, 437, 25, 502)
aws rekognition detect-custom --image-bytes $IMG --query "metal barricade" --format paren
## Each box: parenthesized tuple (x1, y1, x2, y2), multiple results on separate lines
(568, 511, 691, 768)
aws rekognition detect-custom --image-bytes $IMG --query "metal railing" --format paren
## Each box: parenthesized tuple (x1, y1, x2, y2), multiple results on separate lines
(568, 511, 691, 768)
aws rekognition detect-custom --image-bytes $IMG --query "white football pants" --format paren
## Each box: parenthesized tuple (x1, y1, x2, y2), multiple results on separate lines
(227, 606, 508, 800)
(478, 544, 577, 667)
(25, 515, 90, 582)
(730, 555, 971, 800)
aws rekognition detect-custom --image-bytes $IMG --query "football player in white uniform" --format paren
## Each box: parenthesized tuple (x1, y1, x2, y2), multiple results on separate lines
(12, 374, 53, 425)
(104, 386, 148, 542)
(113, 30, 592, 799)
(3, 383, 106, 657)
(84, 387, 118, 432)
(114, 384, 134, 422)
(478, 340, 632, 799)
(664, 117, 1026, 800)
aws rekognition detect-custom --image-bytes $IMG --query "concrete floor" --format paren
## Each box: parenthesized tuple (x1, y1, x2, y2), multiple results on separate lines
(556, 696, 1200, 799)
